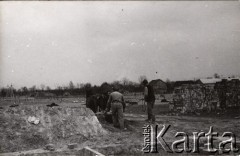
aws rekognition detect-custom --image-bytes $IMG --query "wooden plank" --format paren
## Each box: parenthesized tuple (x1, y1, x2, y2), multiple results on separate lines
(82, 146, 105, 156)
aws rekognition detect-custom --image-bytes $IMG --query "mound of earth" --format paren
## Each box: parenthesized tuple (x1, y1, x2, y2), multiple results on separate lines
(0, 105, 106, 153)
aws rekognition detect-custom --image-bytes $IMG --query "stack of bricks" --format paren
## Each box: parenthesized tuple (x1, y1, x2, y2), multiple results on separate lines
(173, 79, 240, 113)
(173, 84, 219, 113)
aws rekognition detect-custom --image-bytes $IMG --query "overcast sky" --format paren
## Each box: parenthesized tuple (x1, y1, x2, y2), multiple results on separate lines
(1, 1, 240, 89)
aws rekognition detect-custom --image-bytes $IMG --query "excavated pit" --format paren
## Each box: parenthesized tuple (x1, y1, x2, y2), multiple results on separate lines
(0, 105, 107, 153)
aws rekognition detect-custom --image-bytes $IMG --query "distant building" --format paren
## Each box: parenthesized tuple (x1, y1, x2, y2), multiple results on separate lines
(149, 79, 167, 94)
(196, 78, 222, 89)
(226, 77, 240, 82)
(173, 80, 199, 88)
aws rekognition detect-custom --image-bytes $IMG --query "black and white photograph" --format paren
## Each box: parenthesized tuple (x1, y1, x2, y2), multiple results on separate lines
(0, 1, 240, 155)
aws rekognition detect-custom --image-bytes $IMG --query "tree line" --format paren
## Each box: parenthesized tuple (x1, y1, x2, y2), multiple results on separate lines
(2, 73, 231, 98)
(0, 76, 153, 97)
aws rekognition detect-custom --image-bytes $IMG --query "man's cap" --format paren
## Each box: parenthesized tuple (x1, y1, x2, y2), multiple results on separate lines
(142, 79, 148, 85)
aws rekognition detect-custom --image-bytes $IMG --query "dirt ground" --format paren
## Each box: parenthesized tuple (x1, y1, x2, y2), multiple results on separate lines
(0, 97, 240, 155)
(95, 108, 240, 155)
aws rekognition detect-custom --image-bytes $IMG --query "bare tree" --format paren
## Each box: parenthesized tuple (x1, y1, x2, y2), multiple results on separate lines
(29, 85, 36, 92)
(40, 84, 45, 91)
(84, 83, 92, 89)
(69, 81, 75, 90)
(76, 83, 81, 89)
(121, 77, 130, 86)
(138, 75, 147, 84)
(46, 86, 51, 91)
(21, 86, 28, 94)
(56, 86, 62, 90)
(112, 80, 121, 86)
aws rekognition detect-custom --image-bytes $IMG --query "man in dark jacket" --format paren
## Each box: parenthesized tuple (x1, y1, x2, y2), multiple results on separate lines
(85, 87, 98, 113)
(142, 79, 155, 123)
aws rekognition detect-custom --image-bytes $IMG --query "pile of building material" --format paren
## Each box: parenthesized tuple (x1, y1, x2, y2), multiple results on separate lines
(0, 105, 107, 153)
(215, 79, 240, 108)
(172, 84, 218, 113)
(172, 79, 240, 113)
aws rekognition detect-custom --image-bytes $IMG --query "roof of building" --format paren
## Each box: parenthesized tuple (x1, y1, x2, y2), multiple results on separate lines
(226, 77, 240, 81)
(198, 78, 222, 84)
(149, 79, 166, 85)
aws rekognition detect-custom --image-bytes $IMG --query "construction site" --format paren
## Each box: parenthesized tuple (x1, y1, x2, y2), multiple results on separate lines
(0, 78, 240, 156)
(1, 1, 240, 155)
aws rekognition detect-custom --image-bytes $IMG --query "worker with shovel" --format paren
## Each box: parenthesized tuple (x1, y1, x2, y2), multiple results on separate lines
(142, 79, 156, 123)
(105, 85, 126, 130)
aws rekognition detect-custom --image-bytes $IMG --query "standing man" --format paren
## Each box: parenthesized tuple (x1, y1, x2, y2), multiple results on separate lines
(105, 85, 126, 130)
(142, 79, 156, 123)
(85, 87, 98, 113)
